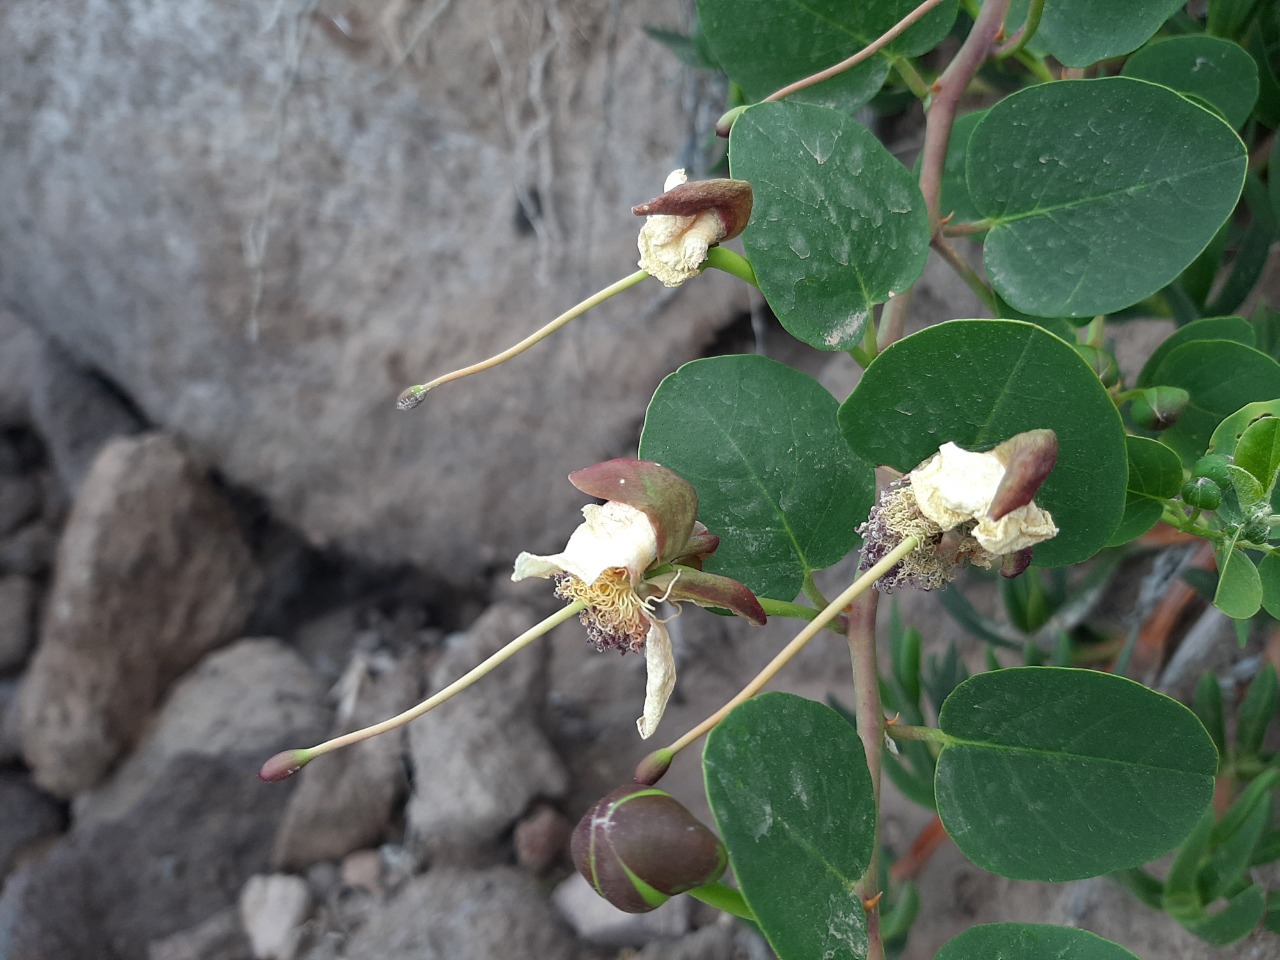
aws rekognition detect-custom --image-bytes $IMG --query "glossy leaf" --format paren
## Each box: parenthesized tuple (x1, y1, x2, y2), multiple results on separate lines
(935, 923, 1139, 960)
(1210, 401, 1280, 458)
(839, 320, 1128, 566)
(1136, 316, 1254, 388)
(935, 667, 1217, 881)
(1148, 341, 1280, 465)
(1107, 436, 1183, 546)
(1259, 551, 1280, 619)
(729, 102, 930, 351)
(704, 693, 875, 960)
(1122, 35, 1260, 129)
(1003, 0, 1183, 67)
(967, 78, 1247, 318)
(640, 355, 874, 601)
(697, 0, 956, 109)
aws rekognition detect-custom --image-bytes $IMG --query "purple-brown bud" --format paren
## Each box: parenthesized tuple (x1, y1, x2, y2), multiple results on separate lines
(258, 749, 311, 782)
(989, 429, 1058, 522)
(572, 786, 727, 913)
(632, 178, 754, 244)
(1000, 547, 1034, 579)
(633, 748, 674, 786)
(1131, 386, 1189, 431)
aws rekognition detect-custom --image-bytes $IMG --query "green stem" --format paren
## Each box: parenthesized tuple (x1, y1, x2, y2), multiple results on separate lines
(758, 598, 819, 621)
(704, 245, 759, 287)
(398, 271, 649, 406)
(890, 56, 932, 99)
(801, 571, 831, 610)
(995, 0, 1044, 59)
(686, 882, 757, 922)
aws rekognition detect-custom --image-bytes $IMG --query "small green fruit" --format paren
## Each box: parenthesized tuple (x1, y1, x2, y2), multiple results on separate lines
(1181, 477, 1222, 511)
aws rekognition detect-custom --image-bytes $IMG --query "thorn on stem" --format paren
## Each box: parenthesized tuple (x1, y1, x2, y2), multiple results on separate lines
(862, 891, 884, 911)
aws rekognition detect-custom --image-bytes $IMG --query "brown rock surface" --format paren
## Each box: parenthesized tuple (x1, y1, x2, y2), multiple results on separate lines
(18, 433, 262, 796)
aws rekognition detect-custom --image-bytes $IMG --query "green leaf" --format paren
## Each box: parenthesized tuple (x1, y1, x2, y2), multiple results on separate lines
(1237, 663, 1278, 757)
(1183, 885, 1267, 946)
(966, 78, 1247, 318)
(935, 667, 1217, 881)
(1003, 0, 1184, 67)
(1205, 770, 1278, 900)
(697, 0, 956, 109)
(704, 693, 874, 960)
(1214, 538, 1262, 620)
(1147, 341, 1280, 465)
(1136, 316, 1255, 389)
(937, 111, 987, 227)
(936, 923, 1140, 960)
(838, 320, 1128, 566)
(1107, 436, 1183, 546)
(1122, 35, 1260, 129)
(1193, 672, 1227, 762)
(1210, 402, 1280, 458)
(729, 102, 930, 351)
(640, 355, 874, 601)
(1235, 416, 1280, 494)
(1260, 552, 1280, 619)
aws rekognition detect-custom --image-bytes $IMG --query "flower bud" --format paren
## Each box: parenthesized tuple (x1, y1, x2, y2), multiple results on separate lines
(1073, 344, 1119, 387)
(1131, 387, 1189, 431)
(989, 429, 1058, 522)
(1181, 476, 1222, 511)
(1000, 547, 1034, 579)
(634, 748, 674, 786)
(632, 177, 754, 244)
(634, 171, 754, 287)
(1190, 454, 1232, 491)
(571, 786, 727, 913)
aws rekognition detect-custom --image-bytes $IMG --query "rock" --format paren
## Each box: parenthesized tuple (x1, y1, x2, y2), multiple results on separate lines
(0, 753, 296, 960)
(0, 574, 36, 672)
(271, 651, 416, 869)
(0, 0, 737, 585)
(405, 602, 568, 860)
(147, 908, 253, 960)
(514, 803, 571, 876)
(0, 772, 63, 880)
(629, 922, 770, 960)
(339, 849, 382, 896)
(552, 870, 691, 948)
(239, 874, 311, 960)
(74, 638, 331, 827)
(335, 867, 581, 960)
(18, 433, 263, 797)
(0, 310, 40, 428)
(27, 338, 145, 496)
(0, 675, 21, 763)
(0, 517, 58, 576)
(0, 473, 41, 539)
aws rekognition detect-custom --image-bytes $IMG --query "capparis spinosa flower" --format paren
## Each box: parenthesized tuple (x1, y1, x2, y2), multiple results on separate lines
(634, 170, 753, 288)
(858, 431, 1059, 592)
(512, 459, 766, 738)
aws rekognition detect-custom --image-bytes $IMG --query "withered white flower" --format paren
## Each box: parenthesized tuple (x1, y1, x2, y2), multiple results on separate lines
(858, 431, 1059, 592)
(634, 170, 753, 288)
(513, 459, 765, 737)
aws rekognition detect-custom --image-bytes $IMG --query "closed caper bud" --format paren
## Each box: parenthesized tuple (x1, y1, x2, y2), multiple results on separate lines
(1131, 386, 1190, 431)
(1242, 516, 1272, 542)
(1190, 454, 1232, 491)
(1074, 344, 1119, 387)
(1181, 477, 1222, 511)
(571, 786, 727, 913)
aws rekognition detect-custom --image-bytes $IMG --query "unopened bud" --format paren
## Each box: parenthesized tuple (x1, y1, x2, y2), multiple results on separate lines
(259, 749, 311, 782)
(1074, 344, 1119, 387)
(1180, 477, 1222, 511)
(989, 429, 1058, 522)
(1190, 454, 1232, 491)
(715, 105, 751, 138)
(1131, 386, 1189, 431)
(572, 786, 727, 913)
(1000, 547, 1034, 579)
(396, 385, 428, 411)
(634, 748, 674, 786)
(632, 178, 754, 243)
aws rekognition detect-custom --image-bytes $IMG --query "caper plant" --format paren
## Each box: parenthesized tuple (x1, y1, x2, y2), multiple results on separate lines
(262, 1, 1280, 956)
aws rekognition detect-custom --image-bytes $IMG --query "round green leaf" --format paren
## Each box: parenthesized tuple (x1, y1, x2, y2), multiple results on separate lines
(1146, 340, 1280, 465)
(936, 667, 1217, 881)
(697, 0, 955, 109)
(838, 320, 1127, 566)
(729, 102, 930, 351)
(640, 355, 874, 601)
(1234, 416, 1280, 491)
(704, 693, 874, 960)
(1259, 551, 1280, 619)
(1107, 436, 1183, 546)
(967, 78, 1247, 318)
(1006, 0, 1184, 68)
(936, 923, 1139, 960)
(1123, 35, 1260, 129)
(1210, 401, 1280, 458)
(1215, 541, 1262, 620)
(1136, 315, 1255, 389)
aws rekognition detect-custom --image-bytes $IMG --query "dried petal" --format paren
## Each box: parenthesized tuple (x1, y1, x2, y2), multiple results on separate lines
(569, 459, 697, 566)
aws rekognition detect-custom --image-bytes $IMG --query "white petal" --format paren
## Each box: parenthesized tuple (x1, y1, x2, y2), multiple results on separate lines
(636, 619, 675, 739)
(663, 168, 688, 191)
(510, 500, 658, 586)
(973, 502, 1059, 555)
(910, 442, 1005, 531)
(637, 211, 723, 288)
